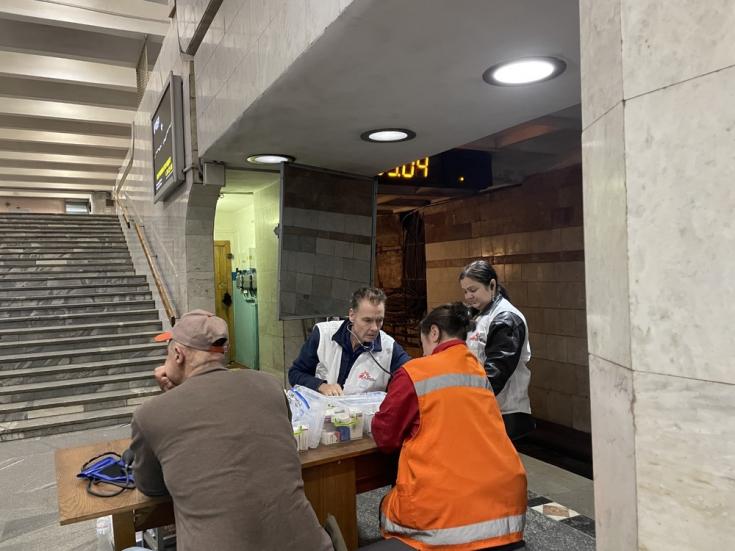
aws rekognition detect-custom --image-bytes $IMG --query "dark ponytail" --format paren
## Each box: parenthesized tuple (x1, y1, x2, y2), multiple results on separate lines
(420, 302, 474, 341)
(458, 260, 509, 300)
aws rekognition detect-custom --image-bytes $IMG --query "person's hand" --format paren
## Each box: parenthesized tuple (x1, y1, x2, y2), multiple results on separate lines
(154, 365, 176, 392)
(318, 383, 343, 397)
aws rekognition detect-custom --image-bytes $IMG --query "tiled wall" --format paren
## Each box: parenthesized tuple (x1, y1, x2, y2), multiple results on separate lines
(195, 0, 355, 156)
(279, 165, 374, 318)
(422, 165, 589, 432)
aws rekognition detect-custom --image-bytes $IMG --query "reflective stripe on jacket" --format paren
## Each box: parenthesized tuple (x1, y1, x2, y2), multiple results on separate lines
(381, 343, 527, 550)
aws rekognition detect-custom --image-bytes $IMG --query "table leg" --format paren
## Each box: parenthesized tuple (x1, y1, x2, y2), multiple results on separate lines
(112, 510, 136, 551)
(302, 458, 358, 550)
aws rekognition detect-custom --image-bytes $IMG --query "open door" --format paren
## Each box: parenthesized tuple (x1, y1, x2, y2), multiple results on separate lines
(213, 240, 235, 359)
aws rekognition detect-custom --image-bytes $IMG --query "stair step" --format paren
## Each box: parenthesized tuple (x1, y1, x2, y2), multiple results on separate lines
(0, 244, 128, 251)
(0, 355, 165, 383)
(0, 405, 138, 441)
(0, 252, 131, 260)
(0, 275, 144, 289)
(0, 341, 166, 370)
(0, 259, 132, 268)
(0, 308, 159, 328)
(0, 330, 160, 354)
(0, 227, 122, 233)
(0, 233, 125, 243)
(0, 283, 149, 298)
(0, 387, 159, 422)
(0, 213, 118, 221)
(0, 291, 152, 308)
(0, 370, 159, 401)
(0, 237, 125, 244)
(0, 299, 155, 318)
(0, 268, 135, 277)
(0, 224, 121, 232)
(0, 320, 163, 342)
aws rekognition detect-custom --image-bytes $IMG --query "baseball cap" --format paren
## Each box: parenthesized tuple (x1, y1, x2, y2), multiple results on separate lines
(154, 309, 228, 353)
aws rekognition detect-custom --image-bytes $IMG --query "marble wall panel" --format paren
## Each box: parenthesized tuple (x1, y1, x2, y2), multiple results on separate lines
(579, 0, 623, 129)
(582, 102, 631, 369)
(589, 355, 638, 551)
(625, 67, 735, 385)
(634, 371, 735, 549)
(621, 0, 735, 100)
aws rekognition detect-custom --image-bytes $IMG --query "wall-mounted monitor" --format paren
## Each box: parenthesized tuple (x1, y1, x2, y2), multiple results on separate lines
(152, 73, 185, 203)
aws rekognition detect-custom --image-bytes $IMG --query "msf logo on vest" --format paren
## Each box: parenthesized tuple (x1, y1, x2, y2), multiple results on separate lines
(358, 370, 377, 382)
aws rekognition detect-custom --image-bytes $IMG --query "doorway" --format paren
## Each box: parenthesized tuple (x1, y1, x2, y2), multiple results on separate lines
(213, 240, 235, 359)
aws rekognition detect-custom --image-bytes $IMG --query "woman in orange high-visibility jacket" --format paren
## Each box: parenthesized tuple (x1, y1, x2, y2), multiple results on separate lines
(372, 303, 527, 551)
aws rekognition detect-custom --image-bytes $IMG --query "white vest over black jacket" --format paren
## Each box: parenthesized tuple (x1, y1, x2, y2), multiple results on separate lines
(466, 297, 532, 415)
(314, 321, 395, 394)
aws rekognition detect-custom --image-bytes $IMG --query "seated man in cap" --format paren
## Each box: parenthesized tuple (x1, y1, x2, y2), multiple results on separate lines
(130, 310, 332, 551)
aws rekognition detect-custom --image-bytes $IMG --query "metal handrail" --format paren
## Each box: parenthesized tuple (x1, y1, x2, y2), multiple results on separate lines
(133, 222, 178, 327)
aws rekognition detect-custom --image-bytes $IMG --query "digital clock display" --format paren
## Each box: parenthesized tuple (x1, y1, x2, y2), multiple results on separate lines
(382, 157, 430, 179)
(377, 149, 492, 189)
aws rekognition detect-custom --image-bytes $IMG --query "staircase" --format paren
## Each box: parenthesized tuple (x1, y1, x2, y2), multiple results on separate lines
(0, 213, 167, 441)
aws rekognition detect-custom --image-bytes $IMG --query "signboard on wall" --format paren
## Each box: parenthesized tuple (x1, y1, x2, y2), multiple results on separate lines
(278, 164, 376, 320)
(152, 73, 186, 203)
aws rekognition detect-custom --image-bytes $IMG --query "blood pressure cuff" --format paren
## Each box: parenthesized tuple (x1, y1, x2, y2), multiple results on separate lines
(78, 452, 135, 496)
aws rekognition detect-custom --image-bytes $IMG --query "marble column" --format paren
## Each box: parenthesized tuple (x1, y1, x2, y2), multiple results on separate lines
(580, 1, 735, 549)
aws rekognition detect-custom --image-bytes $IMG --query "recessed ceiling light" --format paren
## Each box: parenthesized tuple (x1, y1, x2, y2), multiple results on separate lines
(246, 154, 294, 164)
(483, 57, 566, 86)
(361, 129, 416, 143)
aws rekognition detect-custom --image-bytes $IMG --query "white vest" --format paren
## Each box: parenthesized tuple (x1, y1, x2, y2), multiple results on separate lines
(466, 298, 532, 415)
(314, 321, 395, 394)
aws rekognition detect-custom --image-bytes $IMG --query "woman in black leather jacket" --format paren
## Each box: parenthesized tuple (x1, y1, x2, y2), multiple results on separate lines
(460, 260, 535, 441)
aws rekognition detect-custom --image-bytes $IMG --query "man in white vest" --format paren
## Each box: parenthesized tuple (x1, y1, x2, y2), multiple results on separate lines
(288, 287, 411, 396)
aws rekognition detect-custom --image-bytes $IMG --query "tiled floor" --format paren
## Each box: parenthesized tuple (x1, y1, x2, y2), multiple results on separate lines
(0, 427, 596, 550)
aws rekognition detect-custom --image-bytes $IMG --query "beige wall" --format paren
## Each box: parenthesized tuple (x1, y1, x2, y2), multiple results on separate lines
(251, 182, 303, 384)
(195, 0, 355, 156)
(115, 21, 222, 316)
(422, 166, 589, 433)
(214, 197, 256, 269)
(581, 1, 735, 549)
(0, 196, 67, 214)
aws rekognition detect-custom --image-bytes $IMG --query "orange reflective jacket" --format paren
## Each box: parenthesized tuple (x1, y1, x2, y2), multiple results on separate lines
(381, 343, 527, 550)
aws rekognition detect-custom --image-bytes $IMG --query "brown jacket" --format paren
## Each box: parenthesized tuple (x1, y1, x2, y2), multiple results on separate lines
(131, 362, 333, 551)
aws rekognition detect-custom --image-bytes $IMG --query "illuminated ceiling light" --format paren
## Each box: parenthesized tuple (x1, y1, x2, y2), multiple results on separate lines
(361, 129, 416, 143)
(483, 57, 566, 86)
(246, 154, 294, 164)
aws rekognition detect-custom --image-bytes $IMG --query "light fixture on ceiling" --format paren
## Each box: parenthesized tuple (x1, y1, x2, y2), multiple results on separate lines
(483, 57, 566, 86)
(246, 154, 295, 164)
(360, 129, 416, 143)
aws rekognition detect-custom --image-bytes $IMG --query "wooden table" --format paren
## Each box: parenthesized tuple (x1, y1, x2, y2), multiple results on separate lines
(55, 438, 396, 551)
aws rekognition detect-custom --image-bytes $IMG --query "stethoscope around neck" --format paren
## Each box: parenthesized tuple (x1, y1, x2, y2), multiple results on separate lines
(346, 322, 391, 376)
